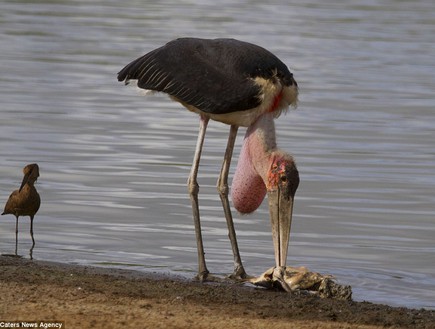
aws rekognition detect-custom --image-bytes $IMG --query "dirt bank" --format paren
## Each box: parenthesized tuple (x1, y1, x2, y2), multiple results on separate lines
(0, 256, 433, 329)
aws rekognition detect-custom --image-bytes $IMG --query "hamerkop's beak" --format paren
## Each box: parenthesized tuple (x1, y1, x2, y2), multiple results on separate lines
(19, 172, 31, 192)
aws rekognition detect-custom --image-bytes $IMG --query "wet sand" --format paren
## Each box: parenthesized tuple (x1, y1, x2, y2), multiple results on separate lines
(0, 256, 433, 329)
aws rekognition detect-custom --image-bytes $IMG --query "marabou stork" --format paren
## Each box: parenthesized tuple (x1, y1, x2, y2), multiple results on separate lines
(117, 38, 299, 281)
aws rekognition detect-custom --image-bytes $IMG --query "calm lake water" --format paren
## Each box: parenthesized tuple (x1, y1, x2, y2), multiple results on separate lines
(1, 0, 434, 309)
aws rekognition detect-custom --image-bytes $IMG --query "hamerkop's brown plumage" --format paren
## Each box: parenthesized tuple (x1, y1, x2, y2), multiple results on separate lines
(2, 163, 41, 258)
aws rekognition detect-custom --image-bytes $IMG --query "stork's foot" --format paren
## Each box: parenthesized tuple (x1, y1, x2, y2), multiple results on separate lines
(227, 265, 250, 281)
(249, 266, 353, 300)
(194, 271, 231, 284)
(195, 269, 210, 282)
(194, 266, 250, 283)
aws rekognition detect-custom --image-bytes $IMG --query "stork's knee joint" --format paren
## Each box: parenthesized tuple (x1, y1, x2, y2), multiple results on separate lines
(188, 179, 199, 196)
(217, 182, 229, 196)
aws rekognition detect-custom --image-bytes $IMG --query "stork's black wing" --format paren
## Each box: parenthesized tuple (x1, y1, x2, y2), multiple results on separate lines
(117, 38, 294, 114)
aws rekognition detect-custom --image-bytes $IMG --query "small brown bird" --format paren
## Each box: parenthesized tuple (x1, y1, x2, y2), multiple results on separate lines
(2, 163, 41, 258)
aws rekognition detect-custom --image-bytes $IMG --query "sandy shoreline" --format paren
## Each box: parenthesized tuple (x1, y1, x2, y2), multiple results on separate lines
(0, 256, 433, 329)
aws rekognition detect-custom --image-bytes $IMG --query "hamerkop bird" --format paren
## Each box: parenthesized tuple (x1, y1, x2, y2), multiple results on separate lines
(2, 163, 41, 258)
(118, 38, 299, 281)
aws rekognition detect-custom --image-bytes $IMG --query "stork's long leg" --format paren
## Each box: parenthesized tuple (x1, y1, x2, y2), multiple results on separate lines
(188, 115, 210, 281)
(217, 125, 248, 280)
(30, 215, 35, 260)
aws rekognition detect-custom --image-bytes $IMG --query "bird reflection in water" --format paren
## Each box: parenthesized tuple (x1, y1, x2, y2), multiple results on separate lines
(2, 163, 41, 259)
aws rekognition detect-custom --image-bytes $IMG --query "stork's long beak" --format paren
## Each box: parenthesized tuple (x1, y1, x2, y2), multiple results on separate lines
(266, 158, 299, 268)
(267, 189, 295, 267)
